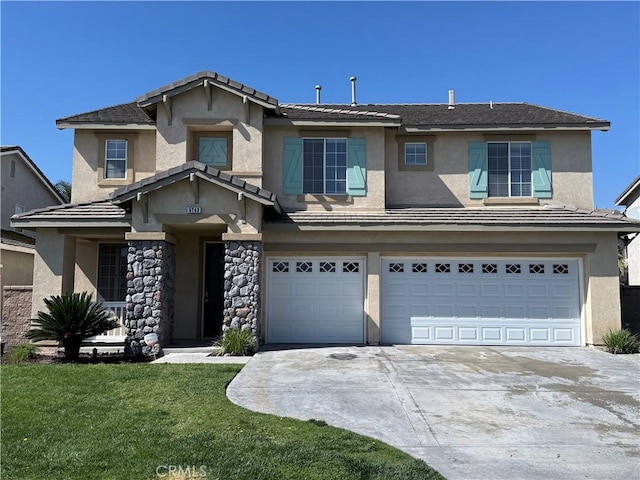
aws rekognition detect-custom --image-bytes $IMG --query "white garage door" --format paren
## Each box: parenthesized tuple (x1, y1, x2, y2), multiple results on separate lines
(266, 257, 365, 343)
(381, 258, 582, 346)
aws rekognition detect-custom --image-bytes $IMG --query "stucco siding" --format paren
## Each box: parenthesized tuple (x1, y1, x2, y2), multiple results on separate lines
(71, 130, 156, 203)
(1, 152, 62, 234)
(155, 87, 264, 179)
(384, 130, 594, 210)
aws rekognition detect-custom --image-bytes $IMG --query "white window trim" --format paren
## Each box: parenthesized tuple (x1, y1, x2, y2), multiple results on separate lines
(487, 141, 533, 198)
(404, 142, 427, 165)
(104, 139, 128, 179)
(302, 137, 348, 195)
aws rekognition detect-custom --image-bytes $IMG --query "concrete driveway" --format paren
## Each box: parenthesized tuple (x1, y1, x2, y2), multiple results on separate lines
(227, 346, 640, 480)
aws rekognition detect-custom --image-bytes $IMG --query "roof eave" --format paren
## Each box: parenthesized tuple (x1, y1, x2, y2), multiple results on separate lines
(56, 122, 156, 130)
(264, 223, 640, 232)
(264, 118, 402, 127)
(0, 147, 66, 204)
(615, 176, 640, 206)
(404, 124, 610, 133)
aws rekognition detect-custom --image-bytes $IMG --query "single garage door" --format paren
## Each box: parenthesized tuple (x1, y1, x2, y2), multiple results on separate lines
(381, 258, 582, 346)
(267, 257, 365, 343)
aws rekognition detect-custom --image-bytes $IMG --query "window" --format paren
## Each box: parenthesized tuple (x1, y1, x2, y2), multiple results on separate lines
(488, 142, 532, 197)
(303, 138, 347, 194)
(405, 142, 427, 165)
(14, 204, 25, 214)
(97, 244, 128, 302)
(10, 160, 16, 178)
(193, 131, 233, 168)
(105, 139, 127, 179)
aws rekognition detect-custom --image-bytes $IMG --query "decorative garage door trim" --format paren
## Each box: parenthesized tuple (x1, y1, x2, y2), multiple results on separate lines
(266, 256, 366, 344)
(381, 257, 583, 346)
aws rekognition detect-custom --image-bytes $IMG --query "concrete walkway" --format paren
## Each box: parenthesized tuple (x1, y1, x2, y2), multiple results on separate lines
(227, 346, 640, 480)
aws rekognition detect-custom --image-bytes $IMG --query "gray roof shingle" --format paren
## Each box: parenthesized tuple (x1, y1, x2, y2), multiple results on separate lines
(11, 201, 129, 223)
(267, 206, 638, 230)
(56, 102, 155, 126)
(278, 103, 610, 129)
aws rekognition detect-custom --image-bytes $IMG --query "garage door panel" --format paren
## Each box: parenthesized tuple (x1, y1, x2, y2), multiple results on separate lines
(267, 257, 364, 344)
(382, 258, 581, 346)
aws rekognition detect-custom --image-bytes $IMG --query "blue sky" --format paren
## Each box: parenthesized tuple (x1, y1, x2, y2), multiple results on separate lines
(1, 1, 638, 208)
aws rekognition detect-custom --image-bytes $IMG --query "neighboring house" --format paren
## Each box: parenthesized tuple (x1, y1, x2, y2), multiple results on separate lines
(12, 71, 640, 355)
(1, 146, 65, 348)
(616, 175, 640, 285)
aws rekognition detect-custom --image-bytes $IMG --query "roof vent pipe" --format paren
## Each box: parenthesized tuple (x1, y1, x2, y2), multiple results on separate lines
(350, 76, 357, 106)
(448, 90, 455, 109)
(315, 85, 322, 104)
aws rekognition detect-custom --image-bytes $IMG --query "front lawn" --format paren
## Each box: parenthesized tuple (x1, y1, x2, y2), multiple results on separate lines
(1, 364, 443, 480)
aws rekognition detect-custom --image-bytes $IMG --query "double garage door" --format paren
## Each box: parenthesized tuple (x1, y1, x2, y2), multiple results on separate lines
(266, 256, 582, 346)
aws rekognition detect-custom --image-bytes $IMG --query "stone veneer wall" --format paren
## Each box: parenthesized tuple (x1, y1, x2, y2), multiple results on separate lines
(1, 286, 33, 352)
(223, 241, 261, 341)
(125, 241, 175, 356)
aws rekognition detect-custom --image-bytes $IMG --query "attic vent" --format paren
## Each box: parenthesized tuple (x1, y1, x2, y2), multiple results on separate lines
(448, 90, 455, 110)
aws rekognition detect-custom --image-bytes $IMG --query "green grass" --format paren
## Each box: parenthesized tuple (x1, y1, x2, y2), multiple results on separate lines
(1, 364, 443, 480)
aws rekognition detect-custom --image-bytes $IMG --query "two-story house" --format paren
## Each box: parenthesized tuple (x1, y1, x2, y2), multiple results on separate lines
(1, 146, 65, 349)
(12, 71, 640, 355)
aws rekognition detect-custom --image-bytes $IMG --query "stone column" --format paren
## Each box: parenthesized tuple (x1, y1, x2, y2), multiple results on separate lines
(124, 240, 175, 356)
(223, 241, 262, 342)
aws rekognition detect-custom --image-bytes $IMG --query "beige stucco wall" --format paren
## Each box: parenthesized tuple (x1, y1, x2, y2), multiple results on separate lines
(155, 87, 264, 185)
(384, 130, 594, 210)
(1, 152, 63, 235)
(0, 248, 34, 286)
(129, 179, 262, 235)
(71, 130, 156, 203)
(263, 228, 621, 345)
(263, 125, 386, 211)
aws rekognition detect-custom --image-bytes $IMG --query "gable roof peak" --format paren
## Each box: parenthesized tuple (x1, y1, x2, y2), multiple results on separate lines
(135, 70, 279, 110)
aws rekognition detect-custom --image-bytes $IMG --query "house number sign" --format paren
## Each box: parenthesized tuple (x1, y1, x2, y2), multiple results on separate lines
(186, 205, 202, 214)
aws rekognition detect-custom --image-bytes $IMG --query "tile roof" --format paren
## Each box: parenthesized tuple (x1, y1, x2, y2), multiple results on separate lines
(109, 161, 280, 211)
(136, 71, 279, 108)
(278, 103, 610, 129)
(1, 230, 35, 249)
(267, 206, 639, 230)
(56, 102, 155, 126)
(11, 201, 129, 223)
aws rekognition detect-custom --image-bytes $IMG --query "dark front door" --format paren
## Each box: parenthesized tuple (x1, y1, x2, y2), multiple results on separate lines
(203, 243, 225, 338)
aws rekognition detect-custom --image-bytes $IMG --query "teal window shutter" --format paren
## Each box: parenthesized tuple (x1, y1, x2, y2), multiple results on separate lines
(283, 137, 303, 195)
(468, 142, 488, 198)
(199, 138, 228, 166)
(531, 141, 552, 198)
(347, 138, 366, 196)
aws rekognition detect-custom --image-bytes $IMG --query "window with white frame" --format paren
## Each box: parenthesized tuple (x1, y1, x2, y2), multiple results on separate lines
(97, 244, 128, 302)
(14, 204, 25, 214)
(488, 142, 532, 197)
(404, 142, 427, 165)
(303, 138, 347, 194)
(104, 139, 127, 179)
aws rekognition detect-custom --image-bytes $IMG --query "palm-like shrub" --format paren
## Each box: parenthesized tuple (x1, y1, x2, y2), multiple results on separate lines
(26, 292, 119, 361)
(602, 328, 640, 354)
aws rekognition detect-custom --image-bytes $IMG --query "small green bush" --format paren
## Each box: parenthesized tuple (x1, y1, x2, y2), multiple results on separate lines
(602, 328, 640, 354)
(5, 343, 37, 363)
(214, 328, 256, 356)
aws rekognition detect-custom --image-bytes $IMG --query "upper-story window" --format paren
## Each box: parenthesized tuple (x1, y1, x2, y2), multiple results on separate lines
(283, 136, 366, 196)
(404, 142, 427, 165)
(105, 139, 127, 179)
(488, 142, 532, 197)
(15, 204, 25, 214)
(303, 138, 347, 194)
(10, 159, 16, 178)
(193, 132, 232, 169)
